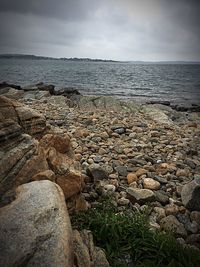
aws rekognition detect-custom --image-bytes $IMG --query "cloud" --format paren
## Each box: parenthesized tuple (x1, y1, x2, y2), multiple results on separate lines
(0, 0, 199, 60)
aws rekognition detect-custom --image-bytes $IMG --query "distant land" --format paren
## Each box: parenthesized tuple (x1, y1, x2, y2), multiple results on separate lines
(0, 54, 119, 63)
(0, 54, 200, 64)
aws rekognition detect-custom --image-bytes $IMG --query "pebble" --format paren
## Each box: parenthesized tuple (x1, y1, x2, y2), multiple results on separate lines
(117, 197, 130, 206)
(127, 173, 138, 184)
(115, 166, 128, 177)
(26, 95, 200, 249)
(143, 178, 161, 190)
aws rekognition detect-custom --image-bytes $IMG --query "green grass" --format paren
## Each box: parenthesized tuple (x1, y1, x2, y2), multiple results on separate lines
(71, 197, 200, 267)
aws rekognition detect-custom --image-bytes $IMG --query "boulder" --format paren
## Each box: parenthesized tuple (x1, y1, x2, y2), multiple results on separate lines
(126, 188, 155, 204)
(0, 97, 48, 195)
(0, 82, 21, 90)
(76, 96, 140, 113)
(73, 229, 110, 267)
(0, 180, 74, 267)
(181, 177, 200, 211)
(56, 172, 84, 199)
(0, 133, 39, 195)
(22, 82, 55, 94)
(142, 105, 173, 125)
(0, 87, 25, 100)
(0, 97, 83, 205)
(23, 90, 50, 100)
(0, 96, 46, 135)
(39, 133, 72, 155)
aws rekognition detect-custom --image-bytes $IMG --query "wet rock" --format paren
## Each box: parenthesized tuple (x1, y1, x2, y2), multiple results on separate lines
(0, 82, 21, 90)
(56, 87, 81, 97)
(0, 180, 73, 267)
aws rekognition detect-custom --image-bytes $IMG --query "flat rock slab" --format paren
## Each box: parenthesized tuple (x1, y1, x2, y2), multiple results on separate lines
(126, 188, 155, 204)
(0, 180, 73, 267)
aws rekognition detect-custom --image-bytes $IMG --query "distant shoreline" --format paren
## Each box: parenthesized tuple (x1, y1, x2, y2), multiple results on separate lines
(0, 54, 200, 64)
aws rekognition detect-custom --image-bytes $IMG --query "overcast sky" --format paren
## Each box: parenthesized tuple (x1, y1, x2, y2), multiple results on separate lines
(0, 0, 199, 61)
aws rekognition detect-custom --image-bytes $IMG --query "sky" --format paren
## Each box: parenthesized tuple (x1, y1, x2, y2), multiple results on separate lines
(0, 0, 199, 61)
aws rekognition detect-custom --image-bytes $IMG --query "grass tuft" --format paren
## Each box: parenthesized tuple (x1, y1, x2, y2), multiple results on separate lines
(71, 197, 200, 267)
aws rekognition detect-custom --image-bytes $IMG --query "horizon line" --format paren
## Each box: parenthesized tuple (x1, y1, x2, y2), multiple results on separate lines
(0, 53, 200, 63)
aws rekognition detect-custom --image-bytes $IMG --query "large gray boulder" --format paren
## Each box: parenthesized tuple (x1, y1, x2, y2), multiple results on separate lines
(0, 180, 74, 267)
(181, 177, 200, 211)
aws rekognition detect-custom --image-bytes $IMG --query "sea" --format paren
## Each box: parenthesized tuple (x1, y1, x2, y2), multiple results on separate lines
(0, 58, 200, 106)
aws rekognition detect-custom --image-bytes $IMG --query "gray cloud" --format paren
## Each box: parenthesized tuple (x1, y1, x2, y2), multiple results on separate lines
(0, 0, 199, 60)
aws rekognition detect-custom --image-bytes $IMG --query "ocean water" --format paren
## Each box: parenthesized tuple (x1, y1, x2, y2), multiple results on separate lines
(0, 58, 200, 105)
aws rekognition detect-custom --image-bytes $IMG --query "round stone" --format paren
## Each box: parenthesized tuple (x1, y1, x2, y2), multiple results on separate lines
(143, 178, 160, 190)
(127, 173, 138, 184)
(117, 197, 130, 206)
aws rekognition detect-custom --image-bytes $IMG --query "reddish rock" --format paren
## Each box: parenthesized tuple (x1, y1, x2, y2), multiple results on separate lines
(56, 171, 84, 199)
(127, 173, 138, 184)
(39, 133, 72, 154)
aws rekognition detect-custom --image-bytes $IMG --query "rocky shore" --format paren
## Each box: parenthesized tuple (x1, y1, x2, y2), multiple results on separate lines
(0, 82, 200, 266)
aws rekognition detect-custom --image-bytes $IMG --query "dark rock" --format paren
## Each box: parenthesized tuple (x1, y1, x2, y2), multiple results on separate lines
(154, 190, 169, 205)
(153, 175, 168, 184)
(0, 82, 21, 90)
(115, 128, 126, 134)
(181, 177, 200, 211)
(37, 83, 55, 94)
(147, 100, 171, 106)
(111, 124, 126, 133)
(56, 87, 81, 97)
(115, 166, 128, 176)
(186, 234, 200, 249)
(86, 164, 109, 181)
